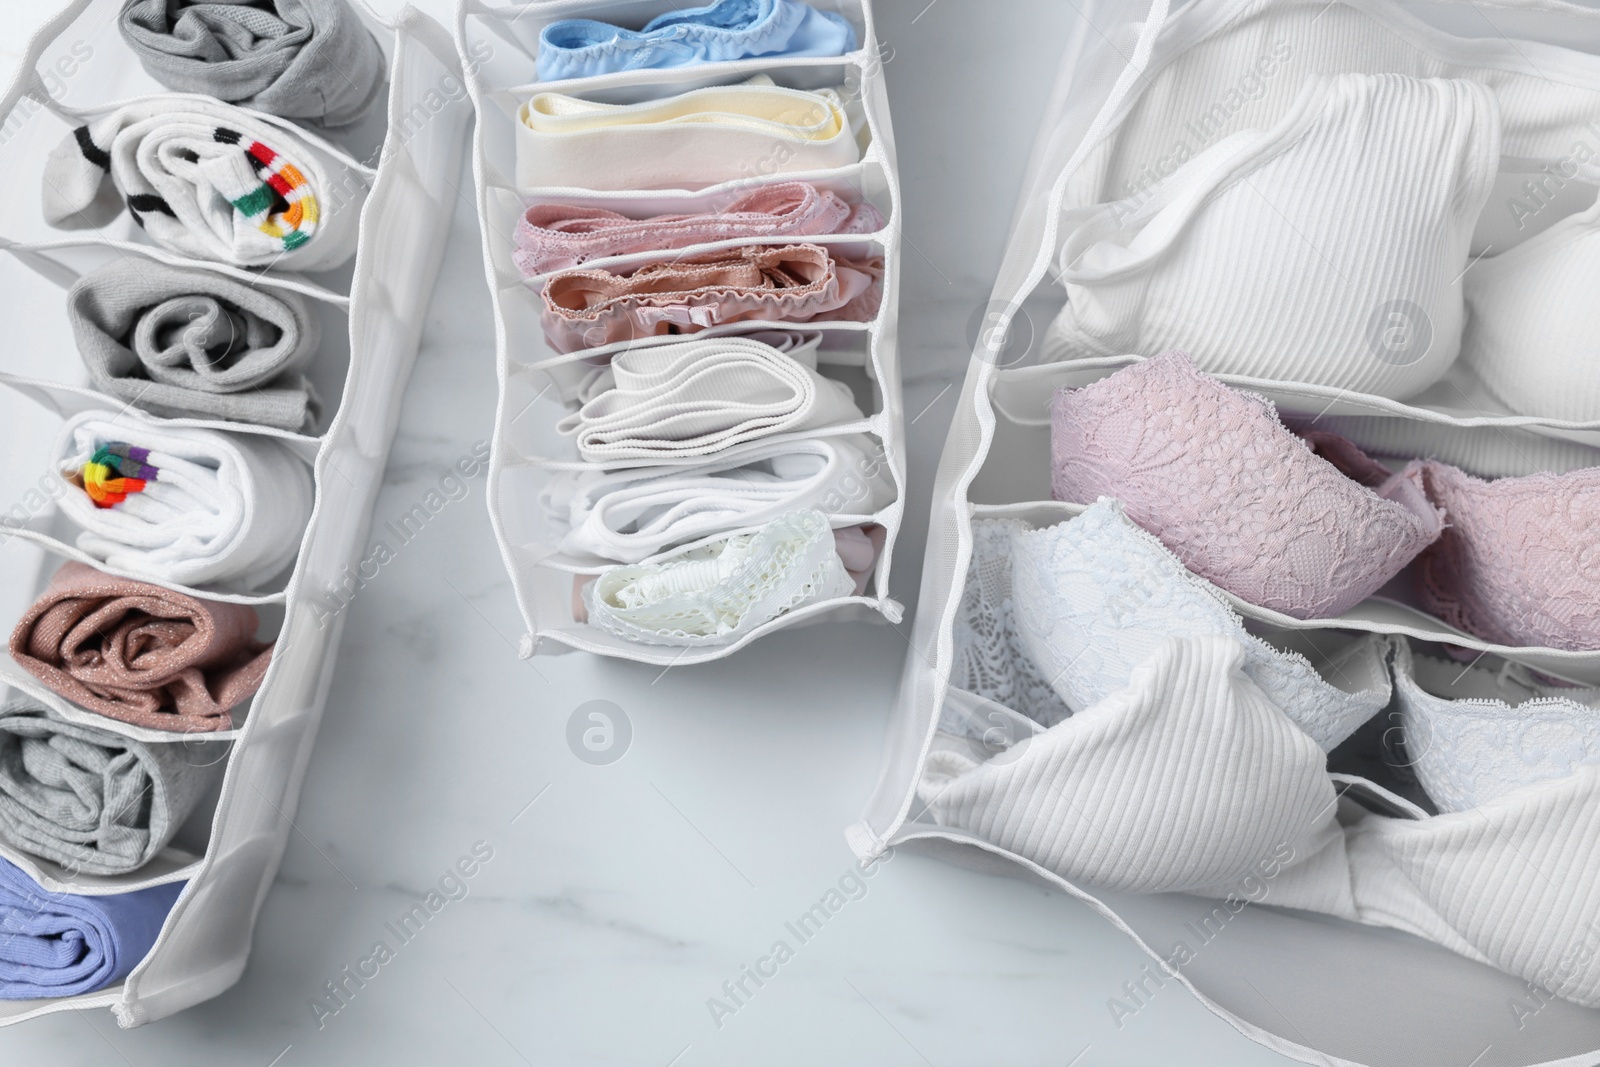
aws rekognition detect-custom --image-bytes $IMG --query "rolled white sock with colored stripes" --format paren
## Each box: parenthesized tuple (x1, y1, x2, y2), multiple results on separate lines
(42, 95, 367, 271)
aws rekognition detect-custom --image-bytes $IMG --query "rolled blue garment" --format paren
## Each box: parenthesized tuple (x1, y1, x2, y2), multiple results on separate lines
(0, 859, 183, 999)
(538, 0, 856, 80)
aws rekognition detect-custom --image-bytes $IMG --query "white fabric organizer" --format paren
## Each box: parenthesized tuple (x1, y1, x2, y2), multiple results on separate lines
(456, 0, 906, 664)
(0, 0, 469, 1027)
(854, 1, 1600, 1065)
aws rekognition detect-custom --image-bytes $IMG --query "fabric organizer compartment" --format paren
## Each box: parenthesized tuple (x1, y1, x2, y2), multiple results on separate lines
(979, 357, 1600, 684)
(0, 240, 354, 437)
(0, 536, 246, 900)
(461, 0, 870, 90)
(475, 56, 876, 193)
(0, 0, 469, 1028)
(458, 0, 906, 664)
(854, 1, 1600, 1065)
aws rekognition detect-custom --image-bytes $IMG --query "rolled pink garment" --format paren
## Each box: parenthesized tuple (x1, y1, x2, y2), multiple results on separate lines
(10, 562, 271, 733)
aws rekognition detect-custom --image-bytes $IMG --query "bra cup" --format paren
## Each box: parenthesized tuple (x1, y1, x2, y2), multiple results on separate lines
(1005, 502, 1390, 752)
(1416, 461, 1600, 651)
(1462, 203, 1600, 421)
(919, 634, 1339, 895)
(1044, 72, 1499, 401)
(1344, 762, 1600, 1009)
(1391, 639, 1600, 814)
(1050, 353, 1444, 621)
(949, 520, 1076, 731)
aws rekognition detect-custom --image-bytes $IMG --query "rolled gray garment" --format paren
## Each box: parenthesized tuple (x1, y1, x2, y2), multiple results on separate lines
(119, 0, 386, 127)
(68, 258, 322, 432)
(0, 702, 227, 877)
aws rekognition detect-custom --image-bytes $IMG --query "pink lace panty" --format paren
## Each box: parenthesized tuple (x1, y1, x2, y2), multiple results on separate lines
(541, 242, 884, 354)
(1050, 352, 1444, 620)
(514, 182, 884, 276)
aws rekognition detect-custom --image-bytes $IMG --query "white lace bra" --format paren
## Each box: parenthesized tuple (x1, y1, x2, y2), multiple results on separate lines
(953, 501, 1391, 752)
(1392, 639, 1600, 813)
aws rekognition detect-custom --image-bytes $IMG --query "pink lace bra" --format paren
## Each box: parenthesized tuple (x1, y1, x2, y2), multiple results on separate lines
(1050, 352, 1443, 619)
(541, 243, 883, 354)
(513, 182, 884, 276)
(1294, 423, 1600, 652)
(1415, 464, 1600, 652)
(1052, 352, 1600, 650)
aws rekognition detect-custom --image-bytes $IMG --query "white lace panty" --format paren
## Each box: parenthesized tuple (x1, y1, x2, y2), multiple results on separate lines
(584, 509, 855, 646)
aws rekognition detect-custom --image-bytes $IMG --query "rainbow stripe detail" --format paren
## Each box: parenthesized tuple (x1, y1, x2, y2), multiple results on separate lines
(81, 444, 159, 509)
(215, 127, 319, 253)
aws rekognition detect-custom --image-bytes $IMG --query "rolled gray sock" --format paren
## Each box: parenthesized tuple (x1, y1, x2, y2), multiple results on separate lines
(0, 702, 226, 877)
(68, 258, 322, 432)
(119, 0, 386, 127)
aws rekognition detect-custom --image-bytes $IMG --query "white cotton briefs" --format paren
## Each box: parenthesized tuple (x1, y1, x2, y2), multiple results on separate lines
(547, 433, 893, 564)
(558, 334, 864, 463)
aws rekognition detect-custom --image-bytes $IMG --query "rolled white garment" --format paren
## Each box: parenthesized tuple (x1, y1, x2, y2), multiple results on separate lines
(547, 433, 893, 564)
(558, 334, 864, 463)
(42, 95, 365, 271)
(53, 412, 314, 590)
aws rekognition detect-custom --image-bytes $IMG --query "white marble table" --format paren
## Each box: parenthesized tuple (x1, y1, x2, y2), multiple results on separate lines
(0, 2, 1298, 1063)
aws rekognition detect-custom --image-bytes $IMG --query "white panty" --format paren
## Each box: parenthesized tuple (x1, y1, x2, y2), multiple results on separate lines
(53, 412, 314, 590)
(547, 433, 894, 563)
(516, 75, 859, 191)
(557, 334, 863, 463)
(1044, 72, 1498, 401)
(585, 509, 855, 646)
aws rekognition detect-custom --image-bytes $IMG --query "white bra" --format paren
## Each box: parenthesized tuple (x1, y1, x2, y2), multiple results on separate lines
(1042, 71, 1499, 401)
(1392, 639, 1600, 814)
(544, 432, 895, 564)
(1460, 181, 1600, 422)
(959, 502, 1391, 752)
(1069, 0, 1600, 220)
(922, 633, 1340, 895)
(556, 334, 863, 463)
(516, 75, 858, 190)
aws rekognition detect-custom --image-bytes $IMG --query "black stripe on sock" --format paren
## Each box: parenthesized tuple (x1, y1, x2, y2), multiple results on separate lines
(127, 193, 175, 218)
(212, 127, 241, 145)
(73, 125, 109, 170)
